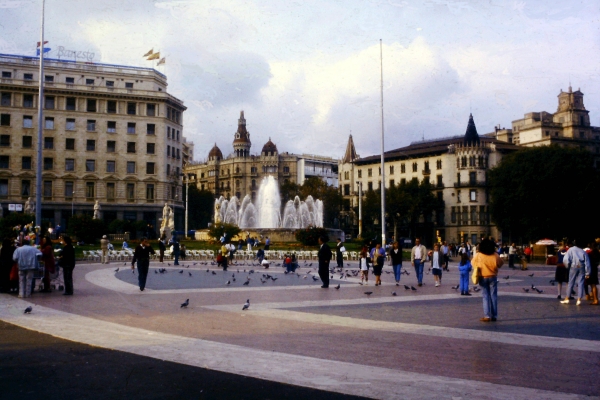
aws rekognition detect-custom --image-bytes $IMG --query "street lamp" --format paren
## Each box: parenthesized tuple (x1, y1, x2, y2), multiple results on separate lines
(356, 181, 362, 238)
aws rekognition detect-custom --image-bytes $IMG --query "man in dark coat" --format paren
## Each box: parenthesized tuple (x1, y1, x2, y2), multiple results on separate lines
(317, 236, 332, 288)
(131, 237, 155, 291)
(335, 238, 344, 269)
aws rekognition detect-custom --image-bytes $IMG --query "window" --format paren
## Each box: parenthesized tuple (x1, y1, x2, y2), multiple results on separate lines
(470, 190, 477, 202)
(146, 162, 155, 174)
(176, 149, 180, 159)
(44, 117, 54, 129)
(87, 120, 96, 131)
(1, 92, 10, 106)
(389, 165, 394, 174)
(436, 175, 443, 187)
(166, 164, 170, 175)
(1, 71, 11, 78)
(127, 142, 136, 153)
(22, 156, 31, 170)
(85, 159, 95, 172)
(167, 145, 171, 157)
(107, 121, 116, 133)
(43, 181, 52, 198)
(86, 139, 96, 151)
(87, 99, 96, 112)
(106, 160, 115, 173)
(367, 168, 372, 177)
(107, 100, 116, 113)
(64, 181, 73, 198)
(21, 180, 30, 197)
(457, 172, 461, 185)
(107, 141, 116, 153)
(436, 160, 442, 170)
(125, 82, 134, 89)
(85, 78, 94, 85)
(451, 207, 456, 223)
(43, 157, 53, 170)
(0, 135, 9, 147)
(424, 161, 430, 172)
(66, 118, 75, 130)
(44, 95, 55, 109)
(44, 137, 53, 149)
(146, 184, 155, 201)
(23, 115, 33, 128)
(147, 123, 155, 135)
(106, 81, 114, 87)
(106, 182, 115, 200)
(167, 126, 171, 139)
(65, 77, 74, 84)
(401, 163, 405, 173)
(22, 136, 32, 148)
(471, 206, 478, 224)
(66, 97, 76, 110)
(461, 157, 467, 167)
(457, 190, 461, 203)
(126, 183, 135, 200)
(86, 182, 95, 199)
(126, 102, 136, 115)
(65, 158, 74, 171)
(357, 169, 362, 178)
(0, 156, 8, 169)
(146, 143, 155, 154)
(44, 75, 54, 83)
(23, 94, 33, 108)
(389, 179, 394, 187)
(469, 171, 476, 185)
(176, 131, 180, 141)
(24, 73, 33, 81)
(127, 161, 136, 173)
(0, 114, 10, 126)
(367, 182, 373, 191)
(146, 104, 156, 116)
(127, 122, 136, 134)
(412, 162, 418, 172)
(580, 131, 585, 139)
(66, 138, 75, 150)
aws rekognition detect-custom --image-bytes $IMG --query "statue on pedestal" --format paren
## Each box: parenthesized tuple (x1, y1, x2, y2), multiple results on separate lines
(24, 197, 35, 214)
(214, 201, 221, 224)
(160, 202, 173, 241)
(93, 200, 101, 219)
(168, 208, 175, 231)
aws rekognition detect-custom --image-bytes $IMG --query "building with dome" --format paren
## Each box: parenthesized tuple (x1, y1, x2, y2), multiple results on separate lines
(184, 111, 339, 201)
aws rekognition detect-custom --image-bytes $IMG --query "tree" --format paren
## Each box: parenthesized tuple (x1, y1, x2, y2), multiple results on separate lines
(488, 145, 600, 243)
(67, 215, 106, 244)
(0, 213, 35, 241)
(207, 223, 240, 242)
(184, 185, 215, 230)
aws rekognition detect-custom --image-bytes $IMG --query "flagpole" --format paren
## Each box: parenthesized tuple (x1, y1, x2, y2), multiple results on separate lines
(379, 39, 386, 246)
(35, 0, 45, 242)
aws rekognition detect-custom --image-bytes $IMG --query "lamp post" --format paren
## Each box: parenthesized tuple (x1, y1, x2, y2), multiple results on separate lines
(35, 0, 46, 243)
(357, 181, 362, 238)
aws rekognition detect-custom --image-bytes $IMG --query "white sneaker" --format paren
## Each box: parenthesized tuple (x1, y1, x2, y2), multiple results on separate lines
(560, 298, 570, 304)
(435, 282, 440, 287)
(576, 299, 581, 306)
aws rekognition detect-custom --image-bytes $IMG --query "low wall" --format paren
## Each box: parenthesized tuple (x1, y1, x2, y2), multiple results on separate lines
(195, 228, 346, 243)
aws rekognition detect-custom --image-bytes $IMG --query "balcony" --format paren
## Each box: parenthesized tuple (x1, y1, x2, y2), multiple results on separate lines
(422, 169, 431, 176)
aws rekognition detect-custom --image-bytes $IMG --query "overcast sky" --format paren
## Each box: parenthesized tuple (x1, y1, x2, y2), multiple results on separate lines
(1, 0, 599, 161)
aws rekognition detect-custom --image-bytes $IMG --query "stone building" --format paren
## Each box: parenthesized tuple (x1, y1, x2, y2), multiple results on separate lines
(0, 53, 187, 233)
(339, 115, 518, 245)
(185, 111, 338, 201)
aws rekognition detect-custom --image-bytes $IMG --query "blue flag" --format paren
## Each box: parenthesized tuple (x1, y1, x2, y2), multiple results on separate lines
(36, 48, 51, 56)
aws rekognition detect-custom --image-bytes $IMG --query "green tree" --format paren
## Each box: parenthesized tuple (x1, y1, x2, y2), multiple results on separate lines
(279, 180, 301, 204)
(488, 145, 600, 243)
(0, 213, 35, 241)
(207, 223, 241, 242)
(184, 185, 215, 230)
(67, 214, 106, 244)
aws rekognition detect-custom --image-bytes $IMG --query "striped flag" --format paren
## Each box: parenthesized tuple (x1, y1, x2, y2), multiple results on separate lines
(143, 48, 153, 57)
(147, 52, 160, 60)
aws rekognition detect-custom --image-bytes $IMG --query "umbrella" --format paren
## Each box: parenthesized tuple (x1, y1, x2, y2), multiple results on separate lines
(535, 239, 557, 246)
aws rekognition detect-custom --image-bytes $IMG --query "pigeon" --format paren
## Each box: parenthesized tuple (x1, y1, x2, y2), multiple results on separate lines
(243, 280, 250, 286)
(452, 285, 459, 290)
(226, 280, 231, 285)
(168, 263, 171, 266)
(212, 271, 217, 275)
(189, 272, 192, 277)
(179, 270, 183, 274)
(261, 279, 266, 284)
(503, 276, 510, 280)
(24, 306, 32, 314)
(154, 270, 158, 274)
(271, 277, 278, 282)
(411, 286, 417, 291)
(528, 273, 534, 277)
(312, 276, 319, 281)
(523, 288, 530, 293)
(242, 299, 250, 310)
(473, 286, 480, 292)
(535, 288, 544, 294)
(364, 291, 373, 296)
(404, 285, 411, 290)
(180, 299, 189, 308)
(391, 291, 397, 296)
(531, 284, 537, 290)
(335, 284, 340, 290)
(114, 268, 119, 272)
(233, 278, 236, 282)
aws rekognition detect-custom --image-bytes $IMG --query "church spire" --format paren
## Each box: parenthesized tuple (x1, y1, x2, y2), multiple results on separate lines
(464, 114, 480, 146)
(342, 134, 358, 163)
(233, 110, 251, 157)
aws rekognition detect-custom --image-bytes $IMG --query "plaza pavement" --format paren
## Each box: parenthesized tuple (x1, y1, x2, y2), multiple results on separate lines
(0, 257, 598, 399)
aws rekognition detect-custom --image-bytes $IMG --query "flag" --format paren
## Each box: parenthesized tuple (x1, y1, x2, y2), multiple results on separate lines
(37, 41, 49, 47)
(36, 48, 51, 56)
(147, 52, 160, 60)
(157, 57, 166, 66)
(143, 48, 153, 57)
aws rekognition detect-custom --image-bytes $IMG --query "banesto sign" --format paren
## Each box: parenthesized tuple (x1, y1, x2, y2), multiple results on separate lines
(57, 46, 96, 62)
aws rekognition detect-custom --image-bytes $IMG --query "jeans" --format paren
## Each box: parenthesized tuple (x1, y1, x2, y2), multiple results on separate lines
(459, 272, 469, 293)
(173, 251, 180, 265)
(393, 264, 402, 282)
(566, 267, 586, 299)
(414, 260, 424, 284)
(18, 270, 34, 298)
(137, 259, 150, 290)
(479, 276, 498, 318)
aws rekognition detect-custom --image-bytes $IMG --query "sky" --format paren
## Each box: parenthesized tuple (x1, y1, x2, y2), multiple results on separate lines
(1, 0, 599, 161)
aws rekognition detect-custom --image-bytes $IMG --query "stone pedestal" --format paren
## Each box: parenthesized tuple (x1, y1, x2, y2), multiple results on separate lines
(160, 227, 172, 242)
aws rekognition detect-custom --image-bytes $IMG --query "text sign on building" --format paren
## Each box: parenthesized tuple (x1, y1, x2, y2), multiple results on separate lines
(8, 204, 23, 211)
(57, 46, 96, 62)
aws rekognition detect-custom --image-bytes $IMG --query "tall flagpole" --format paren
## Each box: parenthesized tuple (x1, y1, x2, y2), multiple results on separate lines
(379, 39, 386, 246)
(35, 0, 46, 241)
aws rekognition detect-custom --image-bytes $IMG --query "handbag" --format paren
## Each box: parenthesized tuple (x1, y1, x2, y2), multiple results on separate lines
(471, 263, 480, 285)
(10, 263, 18, 281)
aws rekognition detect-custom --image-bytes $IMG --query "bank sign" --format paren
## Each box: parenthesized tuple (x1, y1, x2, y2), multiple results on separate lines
(57, 46, 96, 62)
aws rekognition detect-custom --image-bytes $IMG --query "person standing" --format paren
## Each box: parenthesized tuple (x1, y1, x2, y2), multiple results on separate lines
(59, 236, 75, 295)
(359, 249, 369, 285)
(335, 238, 344, 269)
(39, 236, 56, 293)
(411, 238, 427, 286)
(100, 235, 110, 264)
(458, 253, 472, 296)
(555, 244, 569, 300)
(561, 241, 591, 305)
(472, 238, 503, 322)
(585, 242, 599, 305)
(12, 238, 42, 298)
(246, 235, 254, 252)
(131, 237, 155, 292)
(158, 235, 166, 263)
(264, 237, 271, 250)
(220, 242, 229, 271)
(317, 236, 332, 288)
(169, 236, 180, 266)
(390, 241, 403, 286)
(431, 244, 443, 287)
(508, 243, 517, 269)
(441, 241, 449, 271)
(370, 243, 385, 286)
(0, 238, 16, 293)
(256, 246, 265, 264)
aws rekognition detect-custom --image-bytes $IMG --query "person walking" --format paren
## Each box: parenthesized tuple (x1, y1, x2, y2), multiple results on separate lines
(335, 238, 344, 269)
(39, 236, 56, 293)
(131, 237, 155, 292)
(0, 238, 16, 293)
(169, 236, 180, 266)
(441, 241, 449, 271)
(431, 244, 443, 287)
(561, 241, 591, 305)
(411, 238, 427, 286)
(555, 244, 569, 300)
(246, 236, 254, 252)
(59, 236, 75, 296)
(220, 242, 229, 271)
(264, 237, 271, 250)
(472, 238, 503, 322)
(100, 235, 110, 264)
(158, 235, 166, 263)
(317, 236, 332, 288)
(389, 241, 403, 286)
(256, 246, 265, 264)
(370, 243, 385, 286)
(359, 249, 369, 285)
(458, 253, 472, 296)
(12, 238, 42, 298)
(586, 242, 599, 305)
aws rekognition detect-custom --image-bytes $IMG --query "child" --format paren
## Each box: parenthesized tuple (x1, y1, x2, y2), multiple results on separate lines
(359, 250, 369, 285)
(458, 253, 472, 296)
(431, 244, 443, 287)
